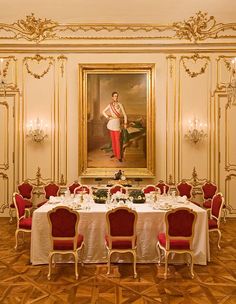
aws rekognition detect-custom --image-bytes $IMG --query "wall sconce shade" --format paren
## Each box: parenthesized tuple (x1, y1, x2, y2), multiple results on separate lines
(27, 118, 48, 143)
(185, 118, 207, 144)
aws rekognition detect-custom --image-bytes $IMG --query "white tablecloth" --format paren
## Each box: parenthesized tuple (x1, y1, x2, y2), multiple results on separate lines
(30, 200, 209, 265)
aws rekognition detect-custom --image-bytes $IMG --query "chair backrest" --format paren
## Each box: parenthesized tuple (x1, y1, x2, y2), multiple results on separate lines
(156, 181, 169, 195)
(211, 193, 224, 226)
(109, 184, 127, 195)
(142, 185, 157, 194)
(177, 181, 192, 199)
(165, 207, 197, 250)
(18, 181, 33, 199)
(202, 182, 217, 199)
(44, 183, 60, 199)
(74, 185, 91, 194)
(47, 206, 79, 249)
(68, 181, 81, 194)
(13, 192, 26, 220)
(106, 207, 137, 248)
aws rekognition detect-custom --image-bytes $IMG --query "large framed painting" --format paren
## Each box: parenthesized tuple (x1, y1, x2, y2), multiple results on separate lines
(78, 64, 155, 178)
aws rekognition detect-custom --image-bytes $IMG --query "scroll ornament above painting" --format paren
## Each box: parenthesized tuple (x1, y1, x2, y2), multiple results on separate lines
(0, 11, 236, 43)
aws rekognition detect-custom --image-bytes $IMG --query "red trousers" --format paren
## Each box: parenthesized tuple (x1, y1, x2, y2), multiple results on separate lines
(110, 130, 121, 159)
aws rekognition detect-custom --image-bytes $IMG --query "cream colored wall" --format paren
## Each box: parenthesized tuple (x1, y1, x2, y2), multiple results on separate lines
(0, 6, 236, 216)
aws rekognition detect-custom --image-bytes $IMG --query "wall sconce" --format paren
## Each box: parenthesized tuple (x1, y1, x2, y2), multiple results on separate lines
(226, 57, 236, 108)
(27, 118, 48, 143)
(185, 118, 207, 144)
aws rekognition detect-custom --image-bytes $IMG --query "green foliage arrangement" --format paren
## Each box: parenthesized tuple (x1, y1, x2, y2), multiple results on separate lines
(93, 188, 108, 204)
(129, 189, 146, 204)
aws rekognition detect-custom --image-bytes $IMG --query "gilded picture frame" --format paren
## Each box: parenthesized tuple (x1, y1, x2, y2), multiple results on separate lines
(78, 64, 155, 178)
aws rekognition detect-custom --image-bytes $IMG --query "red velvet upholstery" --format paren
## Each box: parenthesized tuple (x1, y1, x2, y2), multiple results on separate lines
(19, 217, 32, 230)
(211, 193, 223, 219)
(202, 182, 217, 199)
(74, 185, 90, 194)
(177, 181, 192, 199)
(18, 182, 33, 199)
(44, 183, 60, 199)
(156, 182, 169, 195)
(167, 209, 195, 237)
(68, 182, 81, 194)
(14, 193, 26, 218)
(105, 235, 136, 249)
(109, 185, 126, 195)
(208, 218, 218, 229)
(49, 208, 77, 237)
(108, 209, 135, 236)
(158, 233, 190, 250)
(53, 234, 84, 250)
(142, 185, 156, 194)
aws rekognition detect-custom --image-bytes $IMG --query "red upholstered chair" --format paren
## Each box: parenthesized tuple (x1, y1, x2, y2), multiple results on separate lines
(47, 206, 84, 280)
(142, 185, 157, 194)
(109, 184, 127, 195)
(105, 207, 138, 278)
(208, 193, 224, 249)
(68, 181, 81, 194)
(13, 192, 32, 249)
(202, 181, 217, 209)
(74, 185, 91, 195)
(156, 207, 197, 279)
(37, 182, 60, 207)
(9, 181, 33, 222)
(156, 181, 170, 195)
(177, 181, 192, 199)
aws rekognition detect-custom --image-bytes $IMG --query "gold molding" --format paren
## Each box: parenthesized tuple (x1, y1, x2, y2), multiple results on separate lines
(0, 12, 236, 43)
(0, 101, 9, 170)
(23, 54, 54, 79)
(0, 172, 9, 213)
(181, 53, 210, 78)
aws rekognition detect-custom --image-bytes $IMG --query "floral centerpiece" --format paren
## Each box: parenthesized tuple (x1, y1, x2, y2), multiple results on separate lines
(93, 189, 108, 204)
(129, 189, 146, 204)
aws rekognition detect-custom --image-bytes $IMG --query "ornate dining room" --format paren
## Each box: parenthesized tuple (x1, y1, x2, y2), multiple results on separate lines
(0, 0, 236, 303)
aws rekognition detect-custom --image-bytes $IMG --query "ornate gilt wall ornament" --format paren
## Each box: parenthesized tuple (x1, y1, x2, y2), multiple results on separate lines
(181, 53, 210, 78)
(23, 54, 54, 79)
(173, 11, 236, 42)
(0, 13, 58, 43)
(0, 12, 236, 42)
(57, 55, 67, 78)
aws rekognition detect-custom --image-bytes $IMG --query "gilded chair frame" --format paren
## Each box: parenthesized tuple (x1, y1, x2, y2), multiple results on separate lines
(47, 206, 84, 280)
(13, 192, 32, 249)
(156, 207, 197, 279)
(209, 192, 224, 249)
(105, 206, 138, 278)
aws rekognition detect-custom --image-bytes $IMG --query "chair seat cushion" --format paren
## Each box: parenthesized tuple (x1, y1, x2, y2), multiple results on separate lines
(203, 199, 212, 209)
(10, 200, 32, 208)
(105, 235, 136, 249)
(24, 199, 33, 208)
(208, 218, 218, 229)
(157, 232, 190, 250)
(53, 234, 84, 250)
(19, 217, 32, 230)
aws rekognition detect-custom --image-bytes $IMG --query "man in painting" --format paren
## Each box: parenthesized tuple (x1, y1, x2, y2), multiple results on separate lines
(102, 91, 127, 162)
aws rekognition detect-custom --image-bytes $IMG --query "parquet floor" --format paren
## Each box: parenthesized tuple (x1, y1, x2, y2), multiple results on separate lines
(0, 217, 236, 304)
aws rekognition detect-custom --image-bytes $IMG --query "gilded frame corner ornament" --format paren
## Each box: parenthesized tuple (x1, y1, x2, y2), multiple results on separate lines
(0, 11, 236, 43)
(78, 63, 155, 178)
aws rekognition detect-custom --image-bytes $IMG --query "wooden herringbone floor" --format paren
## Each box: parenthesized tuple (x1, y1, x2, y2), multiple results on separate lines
(0, 217, 236, 303)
